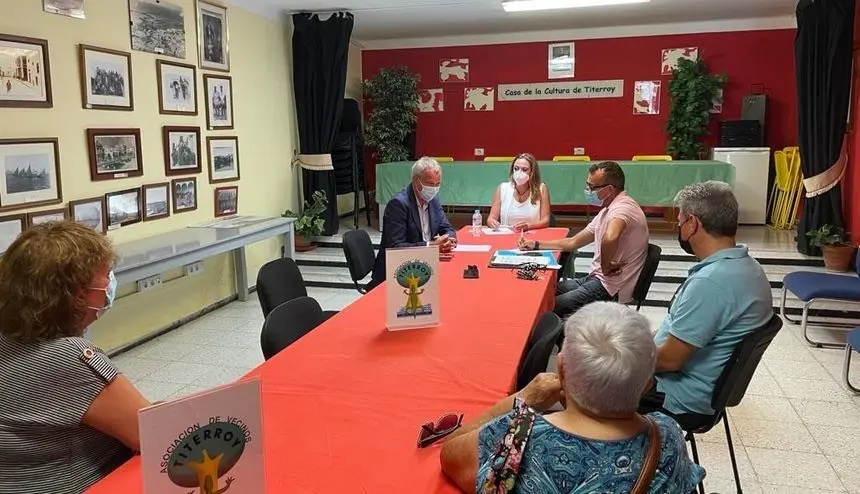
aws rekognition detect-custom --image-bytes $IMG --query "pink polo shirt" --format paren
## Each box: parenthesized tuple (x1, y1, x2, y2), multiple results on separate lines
(585, 192, 649, 303)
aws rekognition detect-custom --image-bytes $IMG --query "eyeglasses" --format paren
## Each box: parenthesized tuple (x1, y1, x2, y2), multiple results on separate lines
(585, 182, 611, 192)
(417, 413, 463, 448)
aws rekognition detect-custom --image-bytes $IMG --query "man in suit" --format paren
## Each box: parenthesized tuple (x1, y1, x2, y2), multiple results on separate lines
(369, 157, 457, 290)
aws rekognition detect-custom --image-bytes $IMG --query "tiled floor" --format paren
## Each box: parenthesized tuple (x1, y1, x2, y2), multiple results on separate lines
(112, 282, 860, 493)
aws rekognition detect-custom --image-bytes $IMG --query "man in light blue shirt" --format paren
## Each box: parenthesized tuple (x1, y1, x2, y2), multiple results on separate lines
(650, 182, 773, 416)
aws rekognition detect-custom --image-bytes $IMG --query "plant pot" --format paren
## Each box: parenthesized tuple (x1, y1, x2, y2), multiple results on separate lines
(295, 234, 317, 252)
(822, 245, 855, 272)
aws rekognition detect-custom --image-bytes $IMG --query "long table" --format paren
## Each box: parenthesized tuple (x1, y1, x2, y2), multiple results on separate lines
(88, 227, 568, 493)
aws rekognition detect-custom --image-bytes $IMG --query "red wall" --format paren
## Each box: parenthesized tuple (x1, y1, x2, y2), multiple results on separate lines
(363, 29, 797, 166)
(846, 2, 860, 243)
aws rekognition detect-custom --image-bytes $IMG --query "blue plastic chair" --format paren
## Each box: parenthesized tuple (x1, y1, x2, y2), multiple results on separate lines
(780, 249, 860, 347)
(844, 328, 860, 393)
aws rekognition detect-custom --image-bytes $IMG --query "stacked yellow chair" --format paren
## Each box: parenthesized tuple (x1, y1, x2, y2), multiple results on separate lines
(483, 157, 516, 162)
(768, 147, 804, 230)
(553, 156, 591, 161)
(432, 157, 454, 162)
(632, 155, 673, 161)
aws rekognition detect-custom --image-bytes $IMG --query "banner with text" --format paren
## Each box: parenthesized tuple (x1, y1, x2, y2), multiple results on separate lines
(497, 80, 624, 101)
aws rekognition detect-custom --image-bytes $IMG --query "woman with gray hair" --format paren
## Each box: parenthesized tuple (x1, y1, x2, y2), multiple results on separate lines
(440, 302, 704, 493)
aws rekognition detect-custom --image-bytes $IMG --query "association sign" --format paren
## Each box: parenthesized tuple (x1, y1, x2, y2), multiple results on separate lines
(385, 245, 440, 330)
(497, 80, 624, 101)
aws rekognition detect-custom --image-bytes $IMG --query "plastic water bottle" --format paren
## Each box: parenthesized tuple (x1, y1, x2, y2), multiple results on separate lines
(472, 210, 482, 236)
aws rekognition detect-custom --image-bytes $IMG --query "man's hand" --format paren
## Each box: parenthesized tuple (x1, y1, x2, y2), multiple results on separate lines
(487, 217, 501, 229)
(517, 237, 536, 250)
(512, 221, 529, 232)
(517, 372, 563, 412)
(434, 234, 454, 253)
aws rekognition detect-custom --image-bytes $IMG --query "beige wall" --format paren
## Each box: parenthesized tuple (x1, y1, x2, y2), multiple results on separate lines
(0, 0, 298, 352)
(337, 40, 363, 215)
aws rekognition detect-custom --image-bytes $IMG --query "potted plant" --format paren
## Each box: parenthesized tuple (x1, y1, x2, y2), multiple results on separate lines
(363, 67, 420, 163)
(666, 57, 727, 160)
(283, 190, 328, 252)
(806, 224, 856, 272)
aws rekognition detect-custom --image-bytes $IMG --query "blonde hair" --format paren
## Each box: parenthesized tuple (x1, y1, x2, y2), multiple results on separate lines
(0, 221, 115, 343)
(509, 153, 542, 204)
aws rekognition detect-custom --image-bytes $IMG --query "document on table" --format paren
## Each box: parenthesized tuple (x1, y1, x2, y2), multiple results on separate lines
(453, 244, 492, 253)
(481, 227, 514, 235)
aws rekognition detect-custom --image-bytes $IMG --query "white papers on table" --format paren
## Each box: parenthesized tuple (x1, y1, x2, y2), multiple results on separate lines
(490, 255, 551, 267)
(481, 227, 514, 235)
(506, 248, 561, 254)
(453, 244, 492, 253)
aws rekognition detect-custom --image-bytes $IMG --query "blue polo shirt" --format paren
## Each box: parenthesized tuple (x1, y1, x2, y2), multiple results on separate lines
(654, 245, 773, 415)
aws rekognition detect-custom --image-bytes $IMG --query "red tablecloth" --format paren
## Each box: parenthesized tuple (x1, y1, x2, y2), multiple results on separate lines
(88, 227, 567, 493)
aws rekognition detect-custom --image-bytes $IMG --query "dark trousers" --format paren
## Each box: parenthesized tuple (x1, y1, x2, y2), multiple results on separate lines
(638, 382, 713, 431)
(553, 275, 616, 319)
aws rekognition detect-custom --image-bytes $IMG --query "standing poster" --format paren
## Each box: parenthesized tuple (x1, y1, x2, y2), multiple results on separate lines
(139, 379, 265, 493)
(386, 245, 440, 330)
(548, 42, 575, 79)
(633, 81, 661, 115)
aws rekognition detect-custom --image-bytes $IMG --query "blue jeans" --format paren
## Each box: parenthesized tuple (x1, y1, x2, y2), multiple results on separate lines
(553, 275, 615, 319)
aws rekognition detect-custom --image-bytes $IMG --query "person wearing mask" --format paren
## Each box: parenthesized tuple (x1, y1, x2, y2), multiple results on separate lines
(641, 181, 773, 418)
(487, 153, 551, 231)
(440, 302, 704, 493)
(518, 161, 649, 319)
(369, 156, 457, 290)
(0, 222, 151, 494)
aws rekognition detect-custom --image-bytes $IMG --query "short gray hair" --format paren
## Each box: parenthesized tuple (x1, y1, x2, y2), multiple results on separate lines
(560, 302, 656, 416)
(411, 156, 441, 178)
(674, 181, 738, 237)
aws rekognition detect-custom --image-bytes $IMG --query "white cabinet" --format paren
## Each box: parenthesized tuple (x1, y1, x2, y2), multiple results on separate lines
(712, 147, 771, 225)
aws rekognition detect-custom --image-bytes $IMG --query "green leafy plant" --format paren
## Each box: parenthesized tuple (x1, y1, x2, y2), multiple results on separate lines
(363, 67, 420, 163)
(806, 224, 852, 248)
(666, 57, 727, 160)
(283, 190, 328, 238)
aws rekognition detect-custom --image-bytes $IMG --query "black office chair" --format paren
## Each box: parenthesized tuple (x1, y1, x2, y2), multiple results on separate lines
(630, 243, 662, 310)
(548, 211, 557, 228)
(260, 296, 327, 360)
(556, 227, 577, 282)
(256, 258, 338, 319)
(342, 229, 376, 294)
(674, 312, 783, 494)
(516, 312, 563, 391)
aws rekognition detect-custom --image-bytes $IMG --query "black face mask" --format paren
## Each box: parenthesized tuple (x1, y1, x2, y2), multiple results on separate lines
(677, 218, 696, 256)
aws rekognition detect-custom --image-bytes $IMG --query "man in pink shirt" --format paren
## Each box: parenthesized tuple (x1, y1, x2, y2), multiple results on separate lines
(518, 161, 649, 319)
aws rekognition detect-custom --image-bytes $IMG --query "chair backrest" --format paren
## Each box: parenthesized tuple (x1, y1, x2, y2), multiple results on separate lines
(342, 229, 376, 284)
(631, 244, 662, 309)
(483, 156, 516, 162)
(432, 157, 454, 162)
(711, 312, 783, 410)
(855, 248, 860, 277)
(256, 258, 308, 317)
(557, 227, 577, 281)
(260, 296, 326, 360)
(516, 312, 564, 390)
(553, 155, 591, 161)
(632, 155, 673, 161)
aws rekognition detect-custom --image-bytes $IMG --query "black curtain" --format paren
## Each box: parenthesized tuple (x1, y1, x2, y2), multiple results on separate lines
(292, 12, 354, 236)
(794, 0, 854, 255)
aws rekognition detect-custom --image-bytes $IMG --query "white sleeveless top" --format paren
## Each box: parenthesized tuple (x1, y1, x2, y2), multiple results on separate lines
(499, 182, 541, 226)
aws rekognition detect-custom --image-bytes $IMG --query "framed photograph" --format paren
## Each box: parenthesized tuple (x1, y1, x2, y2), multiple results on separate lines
(129, 0, 186, 58)
(43, 0, 85, 19)
(156, 60, 196, 115)
(105, 187, 141, 227)
(207, 136, 239, 183)
(214, 186, 237, 217)
(0, 138, 62, 213)
(203, 74, 233, 129)
(87, 128, 143, 181)
(0, 34, 53, 108)
(171, 177, 197, 213)
(197, 1, 229, 72)
(163, 126, 201, 176)
(79, 44, 133, 111)
(548, 42, 575, 79)
(143, 182, 170, 221)
(69, 196, 106, 233)
(0, 214, 25, 254)
(27, 207, 67, 227)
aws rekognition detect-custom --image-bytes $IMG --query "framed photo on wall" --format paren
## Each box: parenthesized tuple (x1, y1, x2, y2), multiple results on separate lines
(162, 126, 201, 175)
(197, 1, 229, 72)
(0, 214, 25, 254)
(143, 182, 170, 221)
(0, 138, 62, 213)
(27, 207, 68, 227)
(204, 74, 233, 129)
(87, 128, 144, 181)
(214, 186, 237, 217)
(79, 44, 134, 111)
(69, 196, 106, 233)
(43, 0, 85, 19)
(171, 177, 197, 213)
(207, 136, 239, 183)
(105, 187, 142, 227)
(129, 0, 186, 58)
(0, 34, 53, 108)
(156, 60, 197, 115)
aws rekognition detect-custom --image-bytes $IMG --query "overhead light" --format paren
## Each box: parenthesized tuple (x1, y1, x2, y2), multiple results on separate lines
(502, 0, 650, 12)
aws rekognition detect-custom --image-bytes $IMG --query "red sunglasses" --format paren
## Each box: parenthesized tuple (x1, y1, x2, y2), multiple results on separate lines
(417, 413, 464, 448)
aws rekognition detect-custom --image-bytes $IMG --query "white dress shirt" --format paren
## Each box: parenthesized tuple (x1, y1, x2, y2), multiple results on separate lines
(418, 201, 431, 242)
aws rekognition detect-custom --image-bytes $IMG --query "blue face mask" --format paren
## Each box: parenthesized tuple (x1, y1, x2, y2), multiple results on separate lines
(88, 270, 117, 319)
(584, 189, 604, 207)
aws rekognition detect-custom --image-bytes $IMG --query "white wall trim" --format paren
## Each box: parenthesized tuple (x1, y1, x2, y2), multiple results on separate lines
(358, 15, 796, 51)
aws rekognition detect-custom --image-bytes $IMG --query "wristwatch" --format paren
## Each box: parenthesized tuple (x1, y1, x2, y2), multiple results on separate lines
(534, 241, 540, 250)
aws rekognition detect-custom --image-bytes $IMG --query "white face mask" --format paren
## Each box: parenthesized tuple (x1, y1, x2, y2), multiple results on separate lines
(419, 184, 439, 202)
(512, 170, 529, 186)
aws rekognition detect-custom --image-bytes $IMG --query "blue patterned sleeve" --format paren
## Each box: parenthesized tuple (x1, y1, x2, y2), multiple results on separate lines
(475, 411, 515, 486)
(650, 412, 707, 492)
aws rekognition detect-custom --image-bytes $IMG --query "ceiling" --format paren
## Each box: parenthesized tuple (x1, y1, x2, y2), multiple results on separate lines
(228, 0, 797, 42)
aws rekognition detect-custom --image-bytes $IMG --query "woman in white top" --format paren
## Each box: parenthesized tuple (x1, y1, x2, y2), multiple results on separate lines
(487, 153, 551, 231)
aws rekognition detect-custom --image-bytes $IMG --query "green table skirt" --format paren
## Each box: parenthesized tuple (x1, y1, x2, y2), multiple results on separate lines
(375, 161, 735, 207)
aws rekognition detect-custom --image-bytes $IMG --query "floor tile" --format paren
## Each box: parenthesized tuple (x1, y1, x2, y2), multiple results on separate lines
(730, 395, 802, 423)
(133, 379, 186, 402)
(135, 339, 194, 361)
(760, 485, 847, 494)
(790, 399, 860, 428)
(192, 366, 249, 388)
(828, 455, 860, 493)
(746, 448, 844, 490)
(765, 357, 834, 381)
(688, 440, 757, 483)
(113, 356, 167, 382)
(735, 418, 820, 453)
(775, 377, 853, 403)
(704, 477, 762, 494)
(145, 361, 213, 385)
(807, 424, 860, 458)
(183, 345, 248, 366)
(745, 370, 785, 397)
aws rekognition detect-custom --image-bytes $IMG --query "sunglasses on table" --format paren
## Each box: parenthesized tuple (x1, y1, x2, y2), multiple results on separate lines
(417, 413, 464, 448)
